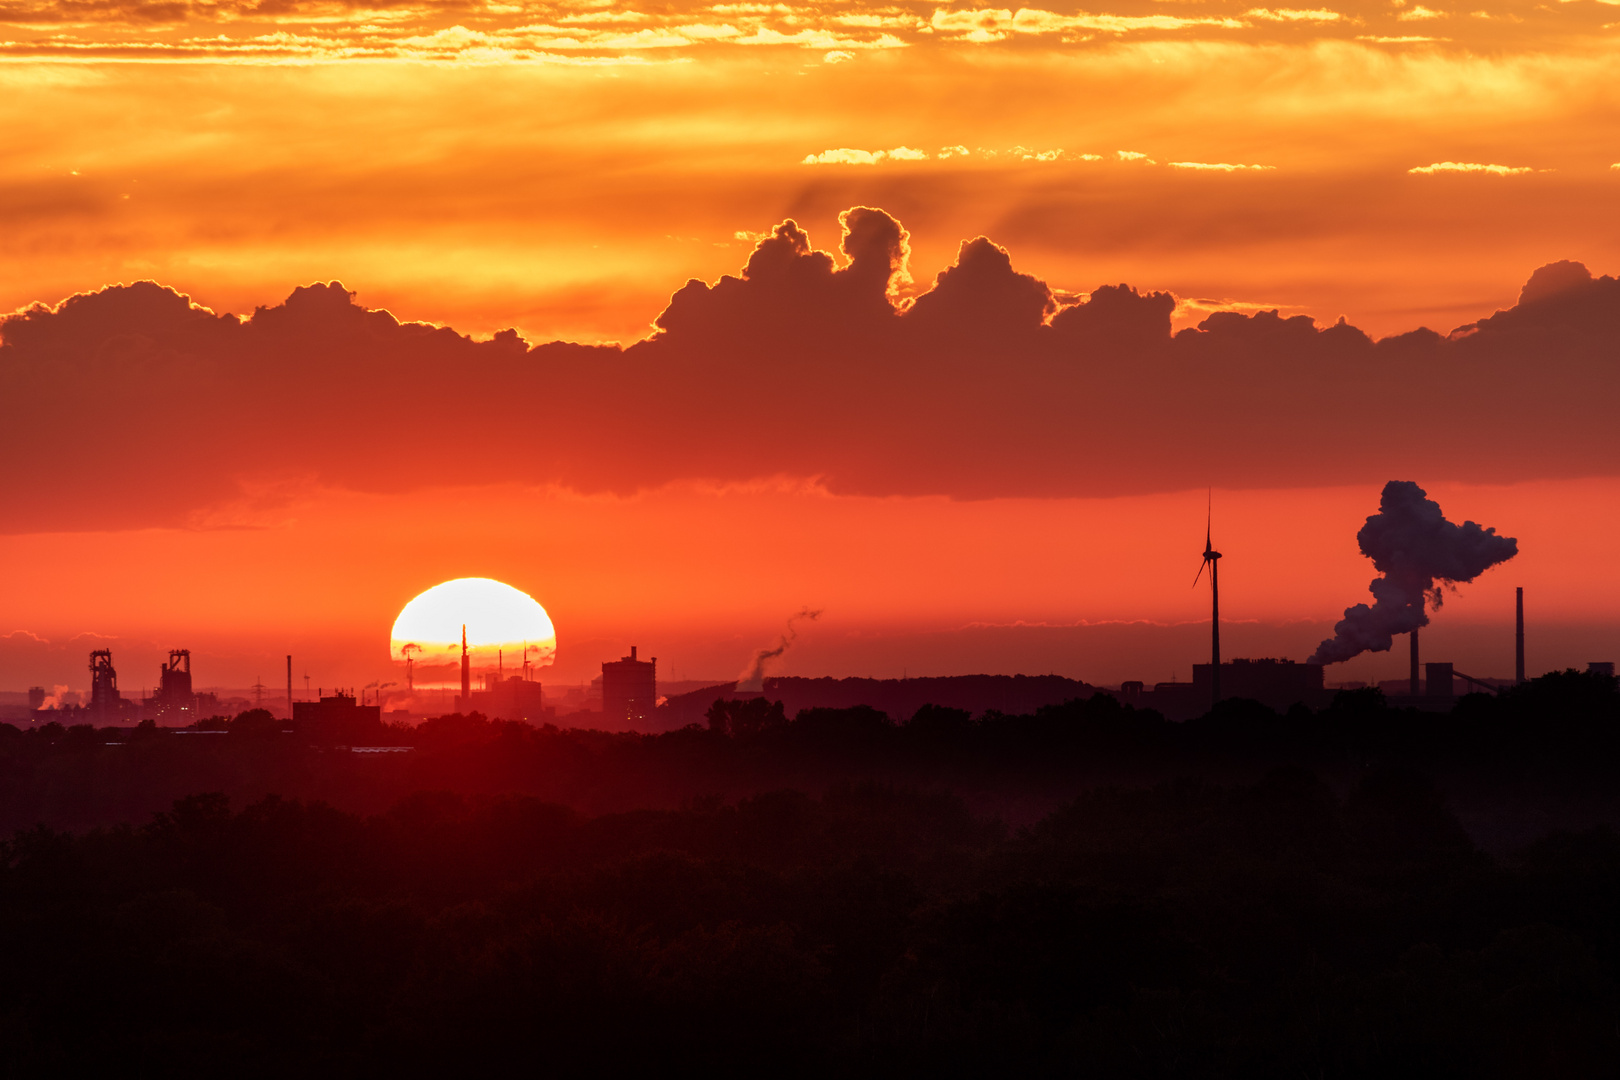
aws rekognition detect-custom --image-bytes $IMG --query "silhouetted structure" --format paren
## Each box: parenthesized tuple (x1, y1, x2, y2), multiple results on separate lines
(1426, 661, 1455, 700)
(469, 672, 549, 723)
(459, 625, 470, 709)
(27, 687, 44, 711)
(602, 646, 657, 726)
(1592, 662, 1616, 677)
(148, 649, 197, 723)
(1194, 506, 1222, 708)
(293, 691, 381, 743)
(1516, 586, 1525, 684)
(1410, 628, 1421, 697)
(87, 649, 134, 722)
(1191, 658, 1327, 713)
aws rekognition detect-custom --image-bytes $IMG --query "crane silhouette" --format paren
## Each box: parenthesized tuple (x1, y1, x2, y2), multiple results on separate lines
(1192, 494, 1222, 709)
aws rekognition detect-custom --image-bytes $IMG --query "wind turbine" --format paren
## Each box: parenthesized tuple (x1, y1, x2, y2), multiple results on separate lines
(1192, 493, 1222, 709)
(400, 643, 420, 690)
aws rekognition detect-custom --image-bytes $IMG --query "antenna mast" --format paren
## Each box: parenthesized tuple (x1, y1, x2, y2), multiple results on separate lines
(460, 624, 471, 709)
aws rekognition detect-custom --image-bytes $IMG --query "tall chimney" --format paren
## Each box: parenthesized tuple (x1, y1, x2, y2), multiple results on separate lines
(1515, 586, 1525, 684)
(1409, 627, 1420, 697)
(460, 624, 471, 708)
(286, 655, 293, 718)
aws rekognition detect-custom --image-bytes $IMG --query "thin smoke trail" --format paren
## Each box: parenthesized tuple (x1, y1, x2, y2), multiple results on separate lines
(736, 608, 822, 691)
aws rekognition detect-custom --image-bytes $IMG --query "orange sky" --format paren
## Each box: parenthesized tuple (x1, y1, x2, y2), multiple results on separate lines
(2, 5, 1618, 701)
(2, 479, 1617, 695)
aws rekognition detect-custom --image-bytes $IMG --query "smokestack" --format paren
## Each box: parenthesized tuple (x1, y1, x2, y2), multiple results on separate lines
(1409, 627, 1420, 697)
(1516, 587, 1525, 684)
(461, 624, 470, 707)
(287, 654, 293, 718)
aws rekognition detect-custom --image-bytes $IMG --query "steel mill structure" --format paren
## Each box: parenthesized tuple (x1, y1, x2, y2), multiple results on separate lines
(602, 646, 657, 726)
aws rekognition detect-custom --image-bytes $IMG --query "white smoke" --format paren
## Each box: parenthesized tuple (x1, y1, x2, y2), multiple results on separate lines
(1311, 481, 1517, 664)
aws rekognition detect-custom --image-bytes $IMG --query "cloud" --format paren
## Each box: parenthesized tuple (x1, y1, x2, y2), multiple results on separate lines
(4, 210, 1620, 533)
(800, 144, 1077, 164)
(0, 0, 1601, 60)
(1409, 161, 1533, 175)
(802, 146, 927, 164)
(1245, 8, 1346, 21)
(928, 7, 1245, 38)
(1169, 161, 1277, 171)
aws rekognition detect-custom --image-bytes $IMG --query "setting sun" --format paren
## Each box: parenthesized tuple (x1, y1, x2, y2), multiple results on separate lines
(390, 577, 556, 677)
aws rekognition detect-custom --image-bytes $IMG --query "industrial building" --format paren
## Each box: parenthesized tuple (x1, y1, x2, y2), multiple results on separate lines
(293, 691, 382, 743)
(143, 649, 219, 724)
(465, 671, 550, 722)
(1192, 658, 1327, 712)
(602, 646, 657, 726)
(87, 649, 134, 722)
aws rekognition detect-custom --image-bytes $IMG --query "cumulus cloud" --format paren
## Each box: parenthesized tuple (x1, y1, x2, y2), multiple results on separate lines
(1409, 161, 1533, 175)
(3, 210, 1619, 533)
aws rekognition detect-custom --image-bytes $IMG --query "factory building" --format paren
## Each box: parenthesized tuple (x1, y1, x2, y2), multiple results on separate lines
(602, 646, 657, 726)
(144, 649, 217, 723)
(293, 691, 382, 743)
(467, 672, 550, 723)
(86, 649, 137, 723)
(1191, 657, 1327, 713)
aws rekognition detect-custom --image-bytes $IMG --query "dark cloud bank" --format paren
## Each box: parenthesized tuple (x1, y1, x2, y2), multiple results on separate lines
(3, 206, 1617, 532)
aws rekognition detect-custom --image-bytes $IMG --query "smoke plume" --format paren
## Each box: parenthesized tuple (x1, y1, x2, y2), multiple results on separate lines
(1310, 481, 1517, 664)
(737, 608, 822, 692)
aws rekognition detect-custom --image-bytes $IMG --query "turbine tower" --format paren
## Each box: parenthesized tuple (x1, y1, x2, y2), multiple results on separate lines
(1193, 497, 1222, 709)
(401, 643, 420, 690)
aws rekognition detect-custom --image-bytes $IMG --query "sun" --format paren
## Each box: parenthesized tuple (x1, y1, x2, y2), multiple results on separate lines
(390, 578, 556, 676)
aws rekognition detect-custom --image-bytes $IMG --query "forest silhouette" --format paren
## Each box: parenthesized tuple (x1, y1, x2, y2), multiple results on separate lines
(3, 670, 1619, 1073)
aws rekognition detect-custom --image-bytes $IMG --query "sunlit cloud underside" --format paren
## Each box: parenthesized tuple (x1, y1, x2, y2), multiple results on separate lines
(0, 0, 1613, 61)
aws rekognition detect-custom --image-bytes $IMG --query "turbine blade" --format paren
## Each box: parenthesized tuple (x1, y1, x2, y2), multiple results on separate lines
(1193, 558, 1207, 588)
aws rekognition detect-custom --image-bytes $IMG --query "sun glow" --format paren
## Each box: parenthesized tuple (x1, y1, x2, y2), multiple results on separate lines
(390, 577, 557, 676)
